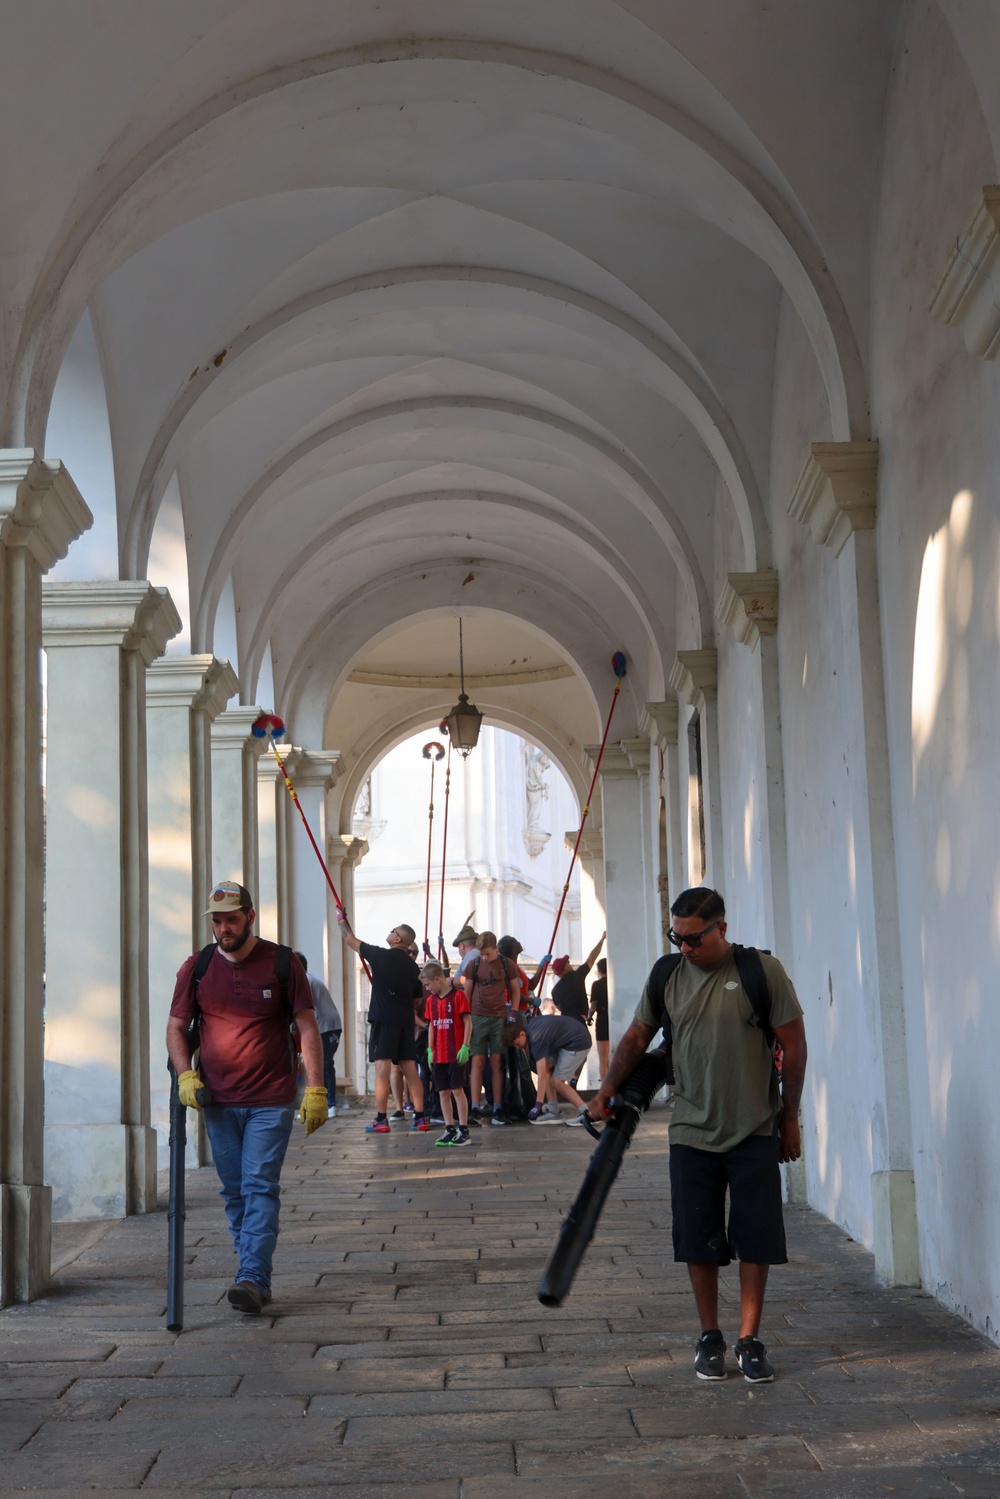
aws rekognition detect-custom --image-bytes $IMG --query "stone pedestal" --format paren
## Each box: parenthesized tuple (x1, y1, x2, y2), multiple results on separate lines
(42, 582, 179, 1221)
(211, 706, 266, 901)
(327, 834, 368, 1095)
(0, 450, 91, 1303)
(146, 655, 236, 1166)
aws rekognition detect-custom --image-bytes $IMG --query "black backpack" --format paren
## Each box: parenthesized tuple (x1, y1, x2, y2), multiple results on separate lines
(190, 942, 296, 1074)
(645, 944, 774, 1085)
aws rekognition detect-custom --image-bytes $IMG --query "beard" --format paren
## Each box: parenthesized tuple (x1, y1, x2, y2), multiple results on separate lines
(216, 914, 253, 951)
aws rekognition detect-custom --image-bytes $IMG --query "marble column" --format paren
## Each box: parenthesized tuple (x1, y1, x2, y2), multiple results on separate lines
(641, 701, 682, 934)
(285, 750, 343, 968)
(790, 441, 917, 1282)
(670, 649, 723, 887)
(255, 745, 288, 939)
(146, 654, 237, 1165)
(211, 706, 266, 902)
(587, 744, 656, 1049)
(0, 451, 91, 1304)
(42, 583, 180, 1221)
(327, 833, 368, 1097)
(715, 572, 792, 957)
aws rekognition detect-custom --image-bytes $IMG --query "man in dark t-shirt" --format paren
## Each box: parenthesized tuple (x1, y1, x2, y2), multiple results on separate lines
(335, 910, 427, 1132)
(167, 880, 326, 1315)
(502, 1010, 591, 1124)
(551, 930, 606, 1021)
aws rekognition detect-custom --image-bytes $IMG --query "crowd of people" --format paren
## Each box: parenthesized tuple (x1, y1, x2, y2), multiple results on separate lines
(332, 910, 607, 1143)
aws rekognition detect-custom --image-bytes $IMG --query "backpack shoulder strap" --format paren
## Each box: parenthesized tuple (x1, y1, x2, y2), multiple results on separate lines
(731, 944, 774, 1047)
(647, 952, 683, 1029)
(192, 943, 216, 987)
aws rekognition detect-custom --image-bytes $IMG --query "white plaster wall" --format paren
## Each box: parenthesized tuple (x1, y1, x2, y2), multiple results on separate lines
(45, 309, 119, 581)
(872, 0, 1000, 1337)
(771, 294, 882, 1250)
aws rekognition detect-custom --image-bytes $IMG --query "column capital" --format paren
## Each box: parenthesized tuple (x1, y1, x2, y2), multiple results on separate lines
(670, 649, 717, 709)
(715, 570, 778, 651)
(146, 654, 237, 718)
(0, 450, 92, 571)
(619, 738, 651, 774)
(788, 442, 878, 557)
(258, 741, 294, 782)
(564, 827, 603, 862)
(292, 749, 345, 789)
(929, 186, 1000, 358)
(328, 832, 369, 869)
(42, 581, 180, 664)
(640, 700, 679, 748)
(583, 743, 636, 780)
(212, 705, 269, 759)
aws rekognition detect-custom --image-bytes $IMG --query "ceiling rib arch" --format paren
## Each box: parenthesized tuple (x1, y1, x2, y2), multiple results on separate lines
(192, 396, 712, 655)
(230, 490, 674, 702)
(126, 266, 767, 579)
(15, 41, 865, 456)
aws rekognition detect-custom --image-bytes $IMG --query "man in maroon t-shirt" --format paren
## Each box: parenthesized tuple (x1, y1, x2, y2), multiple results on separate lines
(166, 881, 326, 1315)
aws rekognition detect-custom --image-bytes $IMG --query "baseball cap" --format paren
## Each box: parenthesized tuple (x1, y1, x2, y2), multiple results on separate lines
(552, 955, 572, 976)
(204, 881, 254, 916)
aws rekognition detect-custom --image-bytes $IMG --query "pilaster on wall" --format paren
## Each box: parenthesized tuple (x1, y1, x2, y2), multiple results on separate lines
(669, 648, 723, 887)
(327, 834, 368, 1097)
(641, 701, 680, 941)
(788, 439, 919, 1286)
(286, 749, 344, 972)
(211, 706, 266, 902)
(42, 582, 180, 1223)
(0, 451, 92, 1304)
(584, 743, 654, 1049)
(146, 654, 237, 1168)
(715, 571, 791, 960)
(928, 186, 1000, 358)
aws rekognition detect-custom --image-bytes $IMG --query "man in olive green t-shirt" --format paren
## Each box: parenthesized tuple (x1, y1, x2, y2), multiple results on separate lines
(588, 887, 807, 1386)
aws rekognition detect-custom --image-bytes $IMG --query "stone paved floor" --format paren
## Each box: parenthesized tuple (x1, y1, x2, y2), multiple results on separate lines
(2, 1103, 1000, 1498)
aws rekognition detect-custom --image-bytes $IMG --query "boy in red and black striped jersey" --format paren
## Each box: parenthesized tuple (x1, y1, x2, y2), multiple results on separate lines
(421, 963, 473, 1147)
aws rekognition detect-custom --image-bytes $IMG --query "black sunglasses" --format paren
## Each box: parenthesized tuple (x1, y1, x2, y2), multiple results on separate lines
(668, 920, 721, 950)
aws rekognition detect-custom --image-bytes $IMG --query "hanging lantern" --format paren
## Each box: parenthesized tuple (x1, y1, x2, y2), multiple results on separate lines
(443, 618, 482, 757)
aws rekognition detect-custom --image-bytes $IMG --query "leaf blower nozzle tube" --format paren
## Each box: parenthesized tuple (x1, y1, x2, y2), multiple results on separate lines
(537, 1050, 670, 1308)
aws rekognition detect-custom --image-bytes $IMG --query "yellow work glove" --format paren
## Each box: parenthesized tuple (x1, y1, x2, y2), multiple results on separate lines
(177, 1070, 205, 1110)
(300, 1087, 329, 1135)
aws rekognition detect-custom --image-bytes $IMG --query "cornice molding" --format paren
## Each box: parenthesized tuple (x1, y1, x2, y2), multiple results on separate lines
(0, 449, 92, 571)
(42, 581, 180, 664)
(715, 570, 778, 651)
(565, 827, 603, 862)
(211, 705, 268, 758)
(583, 743, 635, 781)
(670, 649, 717, 709)
(328, 832, 369, 868)
(293, 749, 345, 789)
(640, 700, 679, 748)
(620, 737, 651, 774)
(929, 186, 1000, 358)
(147, 654, 237, 717)
(788, 442, 878, 557)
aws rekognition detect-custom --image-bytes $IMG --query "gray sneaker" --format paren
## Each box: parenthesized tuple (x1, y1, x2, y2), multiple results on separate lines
(694, 1330, 727, 1381)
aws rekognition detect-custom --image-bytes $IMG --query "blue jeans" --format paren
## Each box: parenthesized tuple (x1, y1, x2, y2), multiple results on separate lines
(203, 1105, 294, 1292)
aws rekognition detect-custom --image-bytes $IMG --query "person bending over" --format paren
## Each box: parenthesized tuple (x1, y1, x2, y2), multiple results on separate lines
(335, 912, 428, 1133)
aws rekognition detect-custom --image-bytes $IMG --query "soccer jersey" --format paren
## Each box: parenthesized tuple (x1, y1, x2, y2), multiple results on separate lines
(427, 988, 471, 1063)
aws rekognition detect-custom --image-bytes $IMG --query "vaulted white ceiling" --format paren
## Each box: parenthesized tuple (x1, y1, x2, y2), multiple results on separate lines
(2, 0, 906, 784)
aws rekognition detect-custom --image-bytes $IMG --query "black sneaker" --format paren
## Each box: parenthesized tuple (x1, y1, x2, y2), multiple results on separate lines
(467, 1108, 483, 1127)
(453, 1127, 471, 1146)
(389, 1109, 406, 1121)
(491, 1110, 507, 1127)
(734, 1336, 775, 1384)
(694, 1329, 727, 1381)
(434, 1127, 458, 1148)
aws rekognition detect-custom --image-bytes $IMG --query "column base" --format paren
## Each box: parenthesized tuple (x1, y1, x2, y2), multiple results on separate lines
(872, 1169, 920, 1286)
(45, 1123, 132, 1222)
(782, 1156, 808, 1204)
(126, 1124, 159, 1214)
(0, 1182, 52, 1306)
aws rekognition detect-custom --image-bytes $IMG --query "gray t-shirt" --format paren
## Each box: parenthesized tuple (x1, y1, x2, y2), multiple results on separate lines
(635, 948, 802, 1153)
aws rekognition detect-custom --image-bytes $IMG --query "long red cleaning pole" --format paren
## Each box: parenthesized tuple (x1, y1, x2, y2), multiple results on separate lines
(436, 734, 452, 965)
(534, 652, 627, 994)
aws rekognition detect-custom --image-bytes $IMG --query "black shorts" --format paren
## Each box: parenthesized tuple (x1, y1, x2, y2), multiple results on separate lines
(669, 1131, 787, 1266)
(368, 1019, 417, 1063)
(433, 1060, 468, 1091)
(594, 1015, 609, 1043)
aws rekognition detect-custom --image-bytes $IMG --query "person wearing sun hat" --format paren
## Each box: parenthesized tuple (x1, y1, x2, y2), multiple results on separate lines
(166, 880, 327, 1316)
